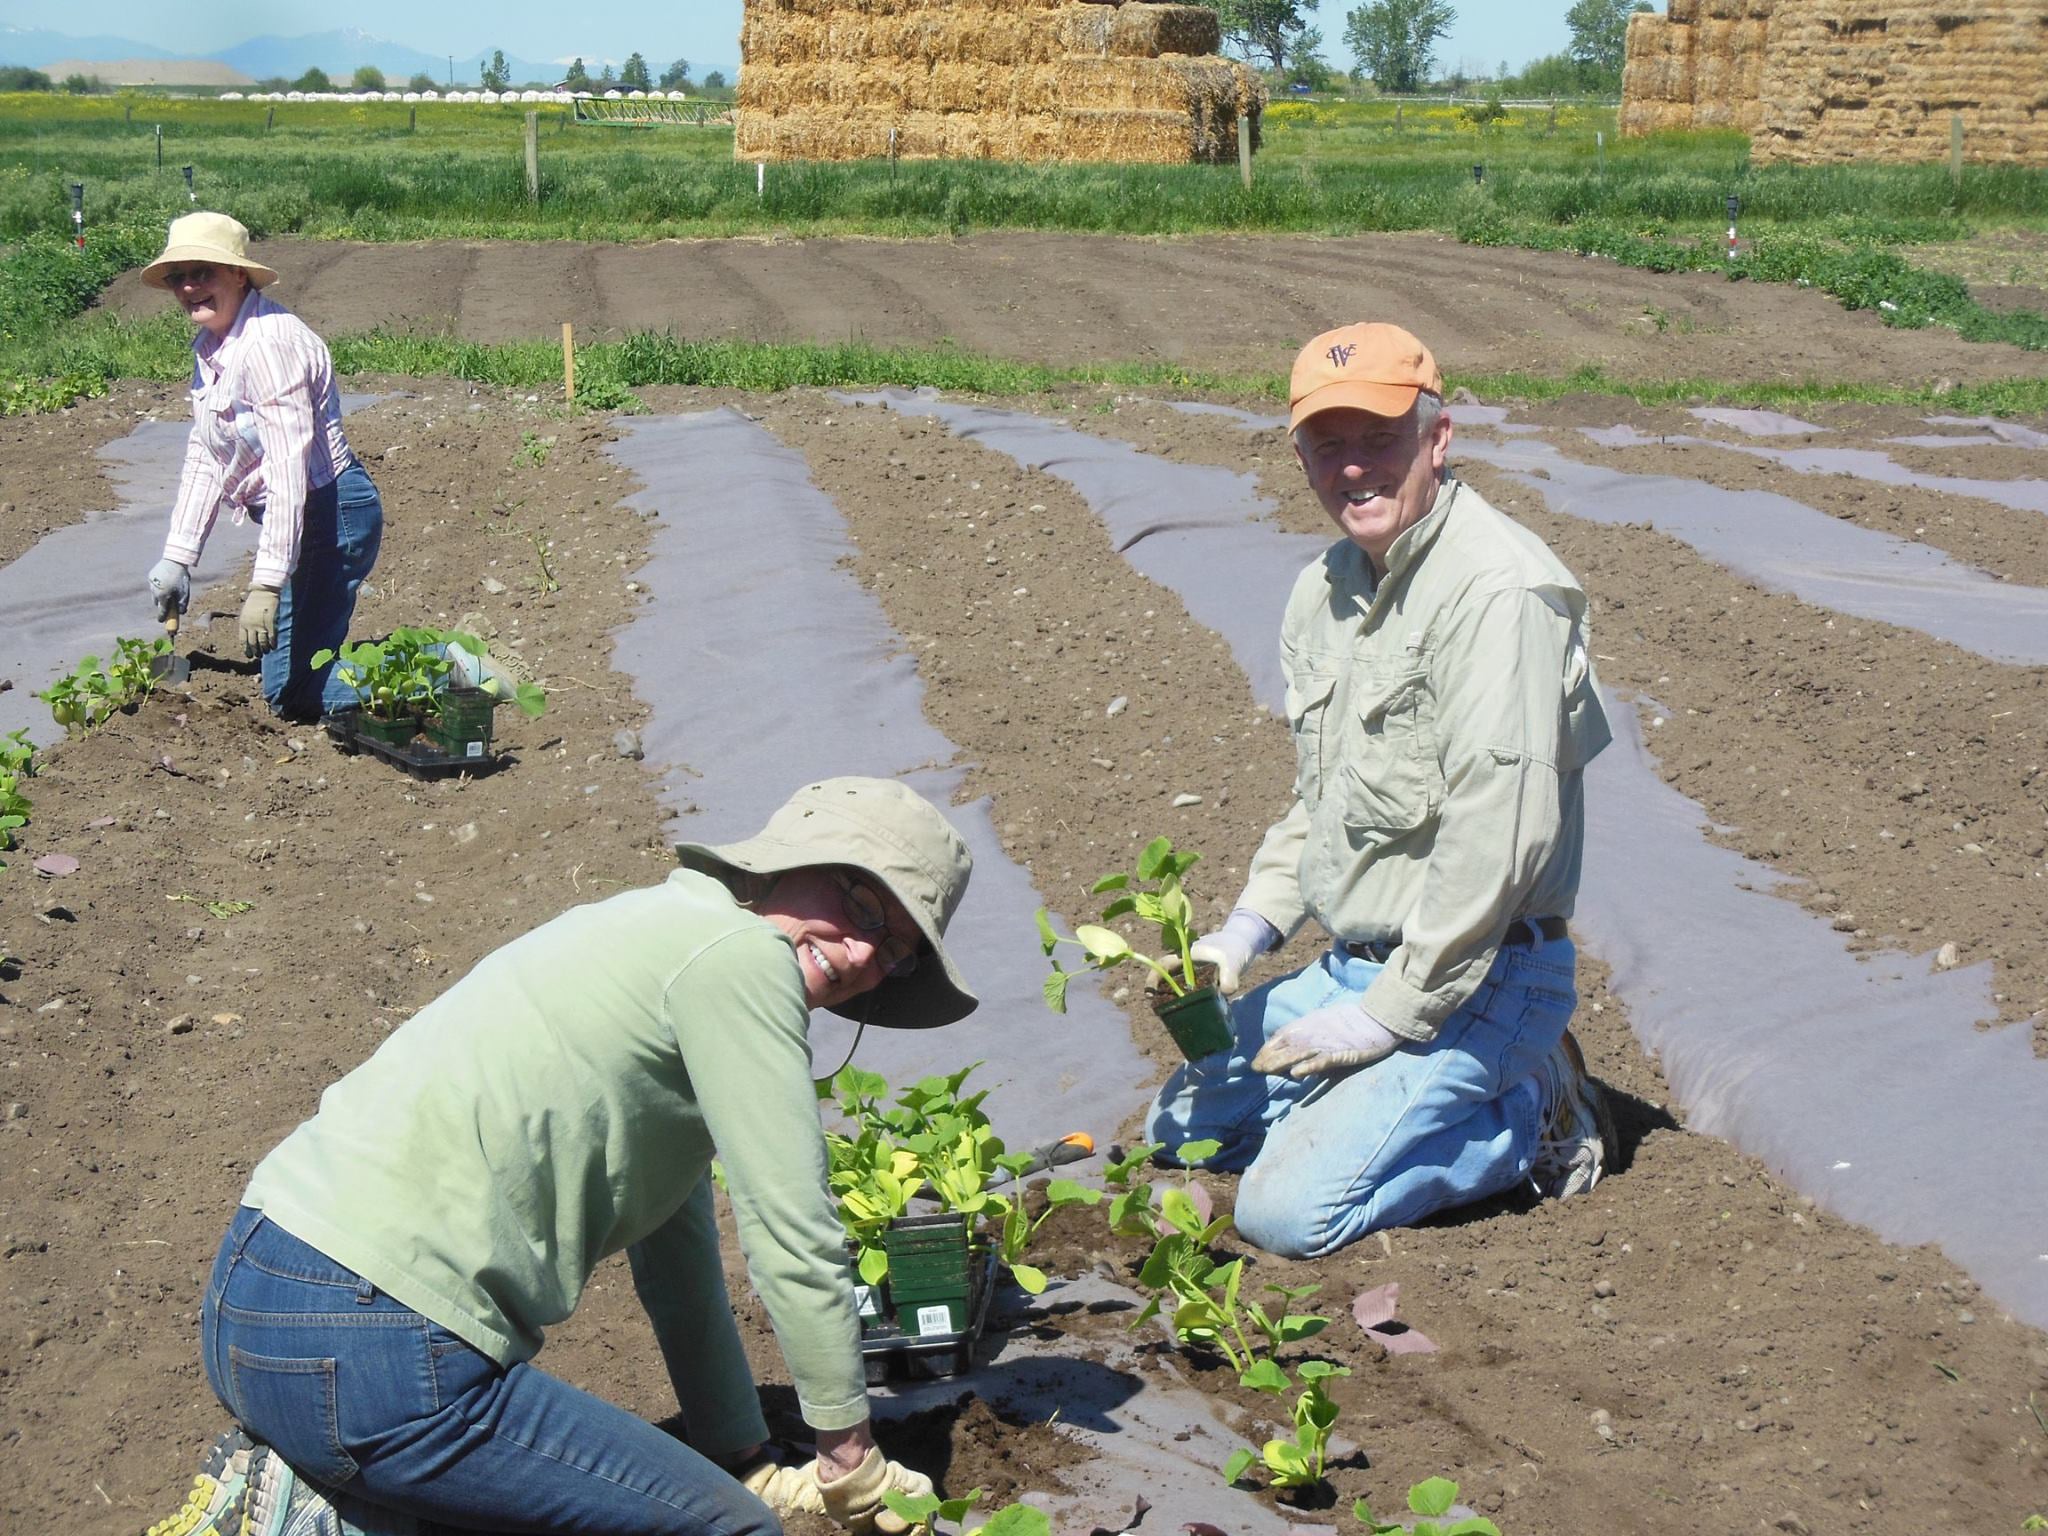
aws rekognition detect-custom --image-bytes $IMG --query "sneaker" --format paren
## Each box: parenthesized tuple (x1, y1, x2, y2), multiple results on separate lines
(1528, 1028, 1618, 1200)
(145, 1429, 256, 1536)
(243, 1445, 343, 1536)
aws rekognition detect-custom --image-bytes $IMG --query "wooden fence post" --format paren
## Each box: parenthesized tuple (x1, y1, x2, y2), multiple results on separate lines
(562, 322, 576, 406)
(524, 111, 540, 204)
(1238, 113, 1253, 188)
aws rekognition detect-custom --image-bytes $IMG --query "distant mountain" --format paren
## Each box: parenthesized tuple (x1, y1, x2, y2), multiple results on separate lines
(214, 30, 557, 87)
(0, 26, 177, 68)
(2, 26, 734, 89)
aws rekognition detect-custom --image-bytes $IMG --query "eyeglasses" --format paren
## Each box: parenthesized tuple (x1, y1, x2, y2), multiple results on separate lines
(832, 871, 920, 979)
(162, 264, 218, 287)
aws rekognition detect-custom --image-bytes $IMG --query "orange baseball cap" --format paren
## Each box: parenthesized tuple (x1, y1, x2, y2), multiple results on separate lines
(1288, 322, 1444, 432)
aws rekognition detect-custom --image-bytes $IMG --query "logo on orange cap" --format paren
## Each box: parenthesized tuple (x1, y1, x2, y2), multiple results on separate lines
(1290, 323, 1444, 433)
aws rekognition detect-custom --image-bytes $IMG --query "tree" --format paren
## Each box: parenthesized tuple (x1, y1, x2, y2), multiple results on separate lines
(352, 65, 386, 92)
(1565, 0, 1652, 88)
(62, 72, 95, 94)
(407, 71, 436, 92)
(1285, 26, 1333, 91)
(659, 57, 691, 90)
(702, 69, 727, 91)
(597, 61, 618, 86)
(1502, 51, 1590, 98)
(481, 50, 511, 91)
(620, 52, 651, 91)
(1191, 0, 1310, 73)
(564, 57, 591, 89)
(1343, 0, 1455, 93)
(0, 65, 54, 90)
(293, 66, 333, 92)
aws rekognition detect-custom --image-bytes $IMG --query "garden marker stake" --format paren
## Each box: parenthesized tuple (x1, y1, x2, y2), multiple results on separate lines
(561, 322, 575, 406)
(155, 124, 162, 170)
(757, 161, 765, 198)
(69, 183, 83, 248)
(182, 165, 195, 204)
(1725, 193, 1741, 263)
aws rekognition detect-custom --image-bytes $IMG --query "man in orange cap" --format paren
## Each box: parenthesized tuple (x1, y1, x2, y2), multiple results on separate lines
(1146, 323, 1618, 1257)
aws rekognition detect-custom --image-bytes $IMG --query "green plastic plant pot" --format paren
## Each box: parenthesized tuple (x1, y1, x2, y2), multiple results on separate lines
(358, 712, 420, 748)
(428, 687, 495, 760)
(1151, 965, 1232, 1061)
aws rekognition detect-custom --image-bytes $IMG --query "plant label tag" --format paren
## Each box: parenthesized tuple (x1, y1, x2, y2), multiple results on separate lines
(465, 741, 485, 758)
(913, 1304, 953, 1337)
(852, 1285, 880, 1318)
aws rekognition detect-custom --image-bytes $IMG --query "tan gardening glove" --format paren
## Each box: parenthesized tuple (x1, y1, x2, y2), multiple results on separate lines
(817, 1446, 933, 1536)
(738, 1454, 827, 1518)
(240, 585, 280, 657)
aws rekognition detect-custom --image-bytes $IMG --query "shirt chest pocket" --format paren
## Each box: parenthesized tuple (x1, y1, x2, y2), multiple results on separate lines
(1284, 668, 1339, 804)
(1337, 666, 1436, 847)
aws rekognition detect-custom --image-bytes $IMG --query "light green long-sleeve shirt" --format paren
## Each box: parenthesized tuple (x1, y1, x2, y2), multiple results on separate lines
(242, 868, 867, 1448)
(1241, 476, 1611, 1042)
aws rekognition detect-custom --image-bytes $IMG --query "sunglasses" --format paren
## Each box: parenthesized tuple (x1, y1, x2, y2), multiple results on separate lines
(162, 264, 220, 287)
(831, 871, 920, 979)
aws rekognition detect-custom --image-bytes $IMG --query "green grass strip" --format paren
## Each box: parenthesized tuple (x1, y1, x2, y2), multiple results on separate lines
(8, 309, 2044, 419)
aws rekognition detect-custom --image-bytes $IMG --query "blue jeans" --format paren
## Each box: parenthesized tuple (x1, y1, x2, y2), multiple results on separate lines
(201, 1208, 778, 1536)
(1146, 938, 1575, 1258)
(259, 461, 383, 721)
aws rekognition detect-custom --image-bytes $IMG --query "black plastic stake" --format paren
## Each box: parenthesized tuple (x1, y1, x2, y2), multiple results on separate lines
(182, 164, 195, 203)
(69, 182, 84, 248)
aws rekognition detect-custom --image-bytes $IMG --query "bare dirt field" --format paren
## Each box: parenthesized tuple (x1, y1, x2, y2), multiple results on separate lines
(96, 232, 2048, 387)
(7, 240, 2048, 1536)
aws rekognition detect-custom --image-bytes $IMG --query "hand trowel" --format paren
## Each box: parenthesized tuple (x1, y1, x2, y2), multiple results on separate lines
(152, 612, 192, 684)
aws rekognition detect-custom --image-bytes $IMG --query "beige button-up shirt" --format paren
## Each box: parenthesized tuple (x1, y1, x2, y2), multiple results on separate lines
(1240, 476, 1611, 1042)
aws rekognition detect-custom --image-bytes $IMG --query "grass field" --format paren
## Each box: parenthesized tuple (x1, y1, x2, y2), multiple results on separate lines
(3, 92, 2046, 410)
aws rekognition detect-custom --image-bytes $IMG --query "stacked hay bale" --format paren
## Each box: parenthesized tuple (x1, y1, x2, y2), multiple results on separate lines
(736, 0, 1265, 163)
(1754, 0, 2048, 164)
(1619, 0, 1777, 137)
(1623, 0, 2048, 165)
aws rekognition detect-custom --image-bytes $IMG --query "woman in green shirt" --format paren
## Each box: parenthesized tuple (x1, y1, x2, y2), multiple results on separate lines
(151, 778, 974, 1536)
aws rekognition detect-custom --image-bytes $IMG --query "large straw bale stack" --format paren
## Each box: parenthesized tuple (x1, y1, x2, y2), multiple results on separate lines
(1627, 0, 2047, 163)
(1620, 0, 1775, 135)
(737, 0, 1262, 163)
(1756, 0, 2048, 164)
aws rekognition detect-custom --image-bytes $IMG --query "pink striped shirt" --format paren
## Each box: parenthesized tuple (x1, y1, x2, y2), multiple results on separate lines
(161, 287, 354, 590)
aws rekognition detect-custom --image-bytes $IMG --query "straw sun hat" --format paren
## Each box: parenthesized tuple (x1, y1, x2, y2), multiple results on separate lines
(676, 777, 979, 1031)
(139, 211, 279, 290)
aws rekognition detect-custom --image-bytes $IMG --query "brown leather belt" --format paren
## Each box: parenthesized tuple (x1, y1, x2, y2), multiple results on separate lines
(1343, 915, 1567, 962)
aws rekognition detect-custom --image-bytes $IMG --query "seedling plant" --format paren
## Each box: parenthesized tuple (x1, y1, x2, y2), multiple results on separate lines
(879, 1488, 1050, 1536)
(1355, 1478, 1502, 1536)
(0, 729, 34, 869)
(314, 627, 547, 722)
(1038, 835, 1205, 1010)
(820, 1064, 1097, 1294)
(36, 637, 170, 731)
(1224, 1359, 1351, 1493)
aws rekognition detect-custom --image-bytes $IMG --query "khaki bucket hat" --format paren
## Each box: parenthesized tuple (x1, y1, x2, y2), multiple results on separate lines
(140, 211, 280, 290)
(676, 777, 977, 1030)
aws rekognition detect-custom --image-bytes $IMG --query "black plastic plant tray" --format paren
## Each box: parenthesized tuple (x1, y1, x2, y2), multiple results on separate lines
(853, 1245, 999, 1384)
(323, 708, 499, 779)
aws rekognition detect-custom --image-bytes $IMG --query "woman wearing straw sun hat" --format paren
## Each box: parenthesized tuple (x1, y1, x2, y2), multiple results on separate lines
(147, 777, 969, 1536)
(139, 210, 382, 722)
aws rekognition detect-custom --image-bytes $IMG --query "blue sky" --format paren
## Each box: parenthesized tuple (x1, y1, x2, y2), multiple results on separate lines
(11, 2, 1580, 76)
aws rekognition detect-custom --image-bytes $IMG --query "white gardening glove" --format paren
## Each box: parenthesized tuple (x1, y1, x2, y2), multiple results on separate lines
(817, 1446, 934, 1536)
(240, 585, 280, 657)
(1250, 1000, 1403, 1080)
(1189, 907, 1282, 995)
(738, 1453, 827, 1518)
(148, 558, 192, 621)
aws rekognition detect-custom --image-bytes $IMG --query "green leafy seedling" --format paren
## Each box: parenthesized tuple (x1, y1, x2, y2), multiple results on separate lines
(978, 1506, 1051, 1536)
(879, 1487, 985, 1533)
(1037, 835, 1207, 1010)
(1355, 1477, 1502, 1536)
(998, 1177, 1102, 1293)
(1223, 1360, 1351, 1492)
(167, 893, 255, 919)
